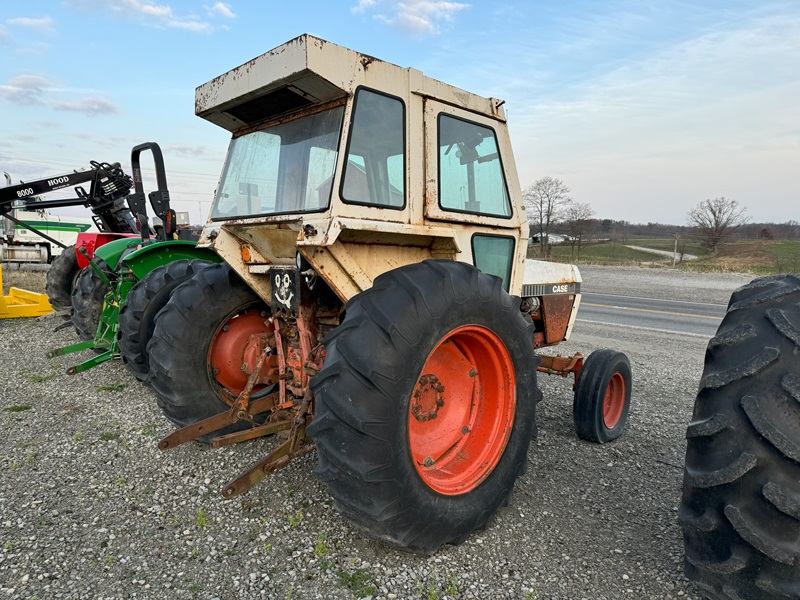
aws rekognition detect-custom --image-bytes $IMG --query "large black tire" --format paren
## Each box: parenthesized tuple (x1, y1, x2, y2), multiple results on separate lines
(573, 349, 631, 443)
(117, 259, 213, 382)
(307, 260, 541, 554)
(147, 263, 270, 440)
(680, 274, 800, 600)
(70, 258, 111, 341)
(46, 245, 81, 311)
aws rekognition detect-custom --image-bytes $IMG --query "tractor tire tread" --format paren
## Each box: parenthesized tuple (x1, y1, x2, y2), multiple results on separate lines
(118, 259, 212, 382)
(308, 260, 540, 554)
(70, 258, 110, 341)
(45, 245, 80, 311)
(147, 262, 266, 441)
(681, 274, 800, 600)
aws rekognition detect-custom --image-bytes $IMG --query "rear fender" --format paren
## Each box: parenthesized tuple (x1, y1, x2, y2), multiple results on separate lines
(120, 240, 221, 280)
(91, 236, 142, 270)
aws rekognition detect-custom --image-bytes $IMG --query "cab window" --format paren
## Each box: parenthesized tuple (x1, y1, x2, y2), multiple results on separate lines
(438, 114, 511, 218)
(472, 234, 514, 290)
(341, 88, 406, 209)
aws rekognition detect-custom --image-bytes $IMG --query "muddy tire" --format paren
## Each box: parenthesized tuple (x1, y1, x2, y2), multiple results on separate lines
(308, 260, 541, 554)
(680, 274, 800, 600)
(573, 349, 631, 443)
(118, 259, 213, 382)
(147, 263, 270, 440)
(46, 245, 81, 311)
(70, 258, 111, 341)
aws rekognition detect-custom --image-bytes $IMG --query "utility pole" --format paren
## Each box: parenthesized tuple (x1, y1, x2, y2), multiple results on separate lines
(672, 233, 679, 268)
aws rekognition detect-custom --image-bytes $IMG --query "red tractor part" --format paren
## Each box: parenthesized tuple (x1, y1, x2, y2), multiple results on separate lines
(75, 232, 137, 268)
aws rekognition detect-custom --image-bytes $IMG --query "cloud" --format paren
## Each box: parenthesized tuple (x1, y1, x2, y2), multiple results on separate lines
(351, 0, 376, 15)
(0, 75, 52, 105)
(503, 13, 800, 222)
(53, 96, 118, 116)
(121, 0, 172, 18)
(0, 75, 118, 116)
(7, 17, 56, 33)
(166, 18, 211, 32)
(209, 2, 235, 19)
(166, 144, 212, 158)
(64, 0, 215, 32)
(354, 0, 468, 36)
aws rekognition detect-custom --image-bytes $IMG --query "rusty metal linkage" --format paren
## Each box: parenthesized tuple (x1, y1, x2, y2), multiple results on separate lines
(159, 279, 327, 499)
(537, 353, 584, 389)
(158, 391, 281, 450)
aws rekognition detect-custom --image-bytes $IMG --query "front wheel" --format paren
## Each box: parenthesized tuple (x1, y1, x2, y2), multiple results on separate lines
(308, 260, 541, 554)
(573, 349, 632, 443)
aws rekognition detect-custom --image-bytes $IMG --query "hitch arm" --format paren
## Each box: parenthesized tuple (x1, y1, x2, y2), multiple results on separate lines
(537, 353, 584, 388)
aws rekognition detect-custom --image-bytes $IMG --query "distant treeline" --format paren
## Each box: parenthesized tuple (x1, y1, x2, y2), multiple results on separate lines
(559, 219, 800, 241)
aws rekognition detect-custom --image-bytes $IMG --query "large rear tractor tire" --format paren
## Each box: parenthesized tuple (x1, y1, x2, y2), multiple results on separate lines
(117, 259, 213, 382)
(46, 245, 81, 311)
(147, 263, 270, 440)
(308, 260, 541, 554)
(573, 349, 631, 443)
(680, 274, 800, 600)
(70, 258, 111, 341)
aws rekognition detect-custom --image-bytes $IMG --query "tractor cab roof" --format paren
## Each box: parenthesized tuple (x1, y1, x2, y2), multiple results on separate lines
(195, 34, 506, 133)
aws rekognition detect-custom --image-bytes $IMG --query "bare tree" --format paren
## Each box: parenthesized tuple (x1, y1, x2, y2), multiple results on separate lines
(687, 197, 748, 255)
(523, 177, 572, 258)
(562, 201, 594, 259)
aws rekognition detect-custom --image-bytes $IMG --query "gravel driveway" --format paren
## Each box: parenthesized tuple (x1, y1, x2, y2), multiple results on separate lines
(0, 265, 754, 599)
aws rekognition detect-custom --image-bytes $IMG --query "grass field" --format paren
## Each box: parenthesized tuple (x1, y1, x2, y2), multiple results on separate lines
(544, 242, 660, 264)
(1, 267, 47, 295)
(536, 238, 800, 275)
(625, 237, 709, 257)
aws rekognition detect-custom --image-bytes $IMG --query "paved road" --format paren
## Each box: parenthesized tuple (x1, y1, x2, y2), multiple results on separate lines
(577, 291, 725, 338)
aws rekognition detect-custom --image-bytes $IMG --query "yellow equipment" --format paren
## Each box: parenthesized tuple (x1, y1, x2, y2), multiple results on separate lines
(0, 265, 54, 318)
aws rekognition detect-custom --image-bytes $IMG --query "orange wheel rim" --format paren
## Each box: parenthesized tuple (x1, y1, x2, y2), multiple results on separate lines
(408, 325, 516, 495)
(602, 372, 626, 429)
(208, 309, 269, 401)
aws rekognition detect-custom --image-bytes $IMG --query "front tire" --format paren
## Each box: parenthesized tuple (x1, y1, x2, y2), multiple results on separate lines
(46, 245, 81, 311)
(573, 349, 631, 443)
(680, 274, 800, 600)
(308, 260, 541, 554)
(147, 263, 270, 439)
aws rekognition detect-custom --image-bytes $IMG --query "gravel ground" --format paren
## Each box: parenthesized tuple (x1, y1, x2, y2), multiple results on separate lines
(0, 265, 755, 600)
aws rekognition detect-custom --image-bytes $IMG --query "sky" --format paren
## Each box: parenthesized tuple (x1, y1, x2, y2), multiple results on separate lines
(1, 0, 798, 225)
